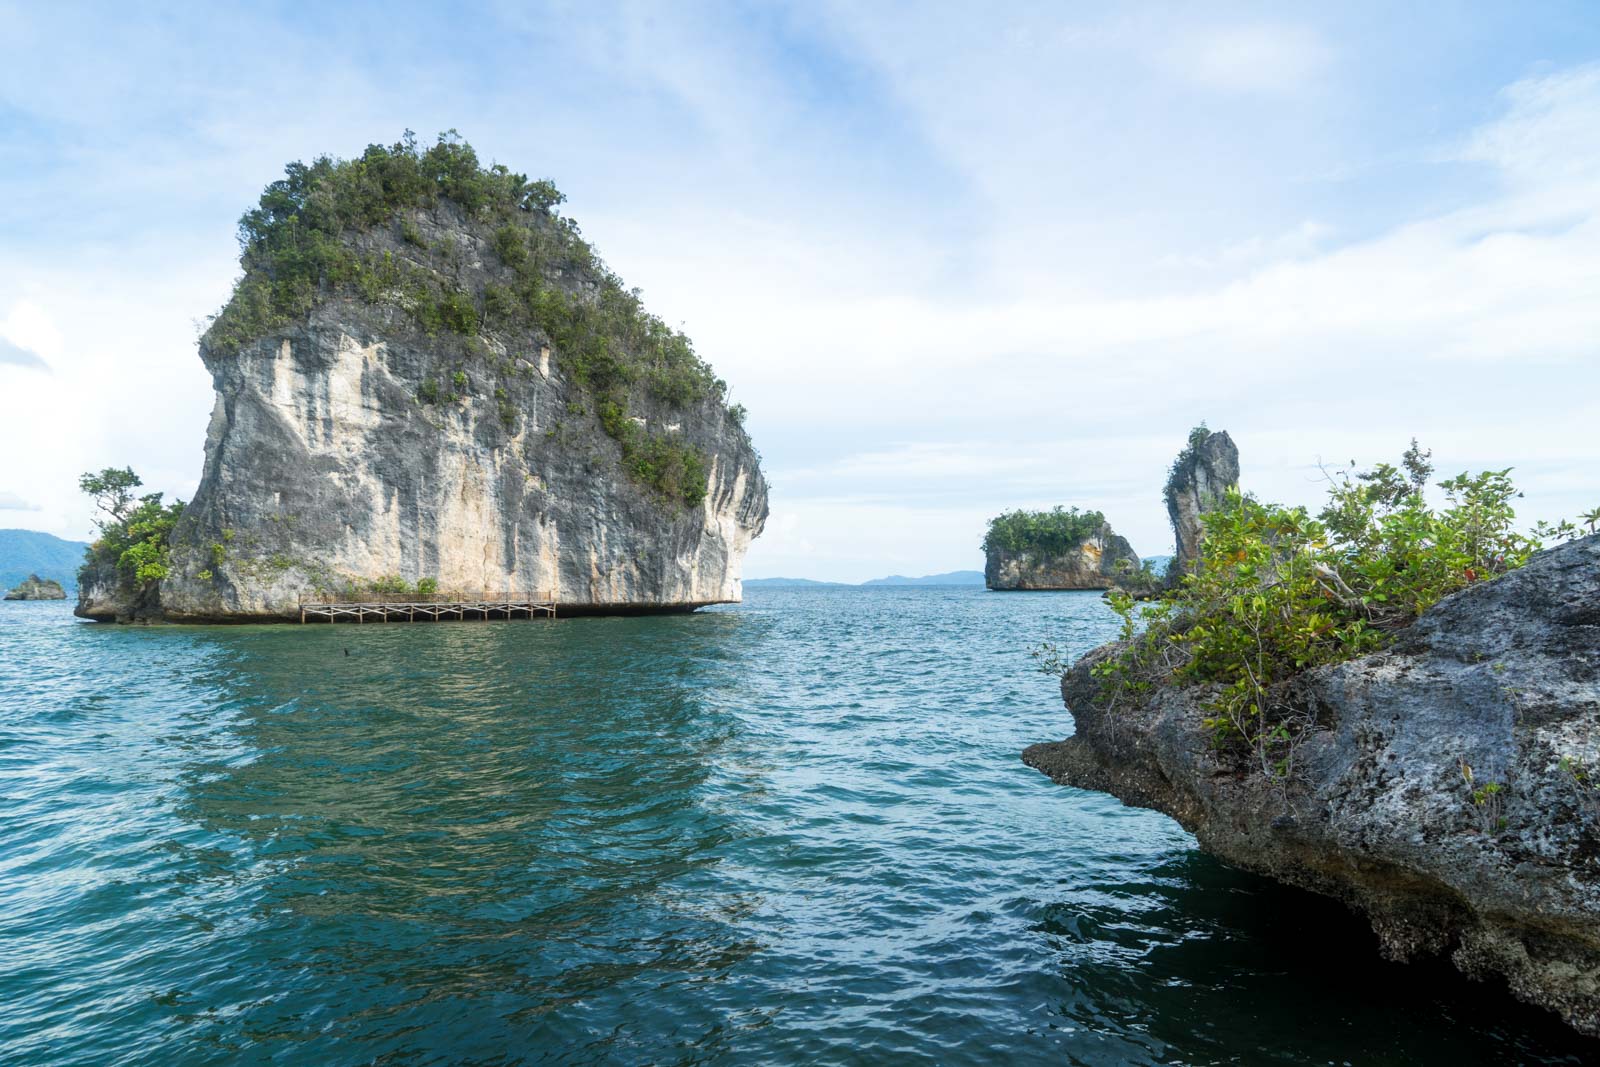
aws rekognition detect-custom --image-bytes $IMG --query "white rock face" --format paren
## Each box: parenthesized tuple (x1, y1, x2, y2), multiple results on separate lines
(79, 296, 766, 621)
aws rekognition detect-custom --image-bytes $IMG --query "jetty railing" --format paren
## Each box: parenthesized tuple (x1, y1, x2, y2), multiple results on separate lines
(298, 589, 557, 624)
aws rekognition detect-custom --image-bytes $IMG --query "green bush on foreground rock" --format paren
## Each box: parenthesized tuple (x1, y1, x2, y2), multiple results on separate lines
(1044, 441, 1594, 780)
(78, 467, 185, 591)
(983, 506, 1105, 556)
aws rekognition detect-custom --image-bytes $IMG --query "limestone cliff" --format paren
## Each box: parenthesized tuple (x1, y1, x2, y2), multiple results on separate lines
(1163, 427, 1238, 582)
(77, 135, 766, 621)
(1026, 535, 1600, 1035)
(5, 574, 66, 600)
(984, 514, 1139, 591)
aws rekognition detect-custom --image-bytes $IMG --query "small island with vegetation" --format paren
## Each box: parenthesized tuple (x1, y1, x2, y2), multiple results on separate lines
(1026, 431, 1600, 1035)
(982, 506, 1147, 590)
(4, 574, 67, 600)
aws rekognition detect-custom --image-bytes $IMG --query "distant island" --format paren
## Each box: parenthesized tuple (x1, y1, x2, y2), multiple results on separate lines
(5, 574, 68, 600)
(982, 507, 1144, 590)
(746, 570, 985, 588)
(0, 529, 89, 593)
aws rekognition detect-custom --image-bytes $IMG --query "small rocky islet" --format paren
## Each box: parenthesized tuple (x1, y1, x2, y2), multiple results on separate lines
(4, 574, 67, 600)
(1024, 430, 1600, 1036)
(981, 507, 1140, 590)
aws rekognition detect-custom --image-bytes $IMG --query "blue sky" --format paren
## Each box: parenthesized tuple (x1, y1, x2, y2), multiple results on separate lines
(2, 2, 1598, 580)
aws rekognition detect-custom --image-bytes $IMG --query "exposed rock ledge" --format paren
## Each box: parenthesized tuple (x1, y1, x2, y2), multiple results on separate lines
(1025, 534, 1600, 1034)
(985, 522, 1139, 590)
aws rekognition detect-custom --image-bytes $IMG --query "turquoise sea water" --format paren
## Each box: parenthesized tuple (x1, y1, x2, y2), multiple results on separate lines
(1, 589, 1593, 1065)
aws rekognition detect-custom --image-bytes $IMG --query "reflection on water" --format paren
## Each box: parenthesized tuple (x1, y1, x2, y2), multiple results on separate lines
(175, 615, 765, 1061)
(0, 593, 1592, 1065)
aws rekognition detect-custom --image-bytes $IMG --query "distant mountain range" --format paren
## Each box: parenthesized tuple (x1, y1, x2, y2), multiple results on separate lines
(747, 570, 985, 589)
(744, 577, 844, 587)
(0, 529, 89, 593)
(749, 558, 1176, 590)
(861, 570, 985, 586)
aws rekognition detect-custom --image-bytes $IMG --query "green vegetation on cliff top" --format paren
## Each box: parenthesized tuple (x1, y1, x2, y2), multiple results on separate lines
(205, 130, 733, 508)
(1164, 422, 1217, 494)
(982, 506, 1106, 556)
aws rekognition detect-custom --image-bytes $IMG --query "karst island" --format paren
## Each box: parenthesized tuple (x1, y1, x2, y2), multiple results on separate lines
(75, 133, 768, 623)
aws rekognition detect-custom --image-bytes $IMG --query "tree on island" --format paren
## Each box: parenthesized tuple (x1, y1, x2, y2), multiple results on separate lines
(78, 467, 185, 588)
(79, 467, 142, 527)
(981, 506, 1107, 556)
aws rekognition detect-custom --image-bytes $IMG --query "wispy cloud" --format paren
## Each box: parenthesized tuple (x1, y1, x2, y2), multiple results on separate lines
(0, 336, 47, 370)
(0, 491, 40, 510)
(1161, 24, 1332, 95)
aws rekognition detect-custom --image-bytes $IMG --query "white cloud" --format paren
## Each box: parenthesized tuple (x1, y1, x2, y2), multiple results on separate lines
(0, 336, 46, 370)
(0, 300, 60, 369)
(747, 495, 1000, 584)
(0, 491, 39, 510)
(1462, 64, 1600, 187)
(739, 60, 1600, 575)
(1158, 220, 1334, 271)
(1162, 24, 1332, 94)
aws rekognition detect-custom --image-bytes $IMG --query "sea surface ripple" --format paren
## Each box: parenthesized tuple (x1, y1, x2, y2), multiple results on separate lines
(0, 590, 1592, 1065)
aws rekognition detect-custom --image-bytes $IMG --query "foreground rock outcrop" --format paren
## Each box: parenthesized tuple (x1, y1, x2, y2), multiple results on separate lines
(985, 521, 1140, 590)
(78, 137, 767, 622)
(1163, 428, 1239, 582)
(1025, 534, 1600, 1034)
(5, 574, 66, 600)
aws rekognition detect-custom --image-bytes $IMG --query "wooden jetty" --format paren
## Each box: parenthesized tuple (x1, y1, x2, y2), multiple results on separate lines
(299, 590, 556, 624)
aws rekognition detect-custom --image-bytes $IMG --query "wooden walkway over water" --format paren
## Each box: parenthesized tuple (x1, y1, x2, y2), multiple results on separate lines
(299, 590, 556, 624)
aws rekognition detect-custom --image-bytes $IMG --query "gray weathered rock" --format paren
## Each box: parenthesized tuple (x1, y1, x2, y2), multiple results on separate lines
(1164, 428, 1239, 582)
(4, 574, 66, 600)
(75, 558, 165, 621)
(78, 200, 767, 622)
(1024, 534, 1600, 1034)
(985, 522, 1139, 590)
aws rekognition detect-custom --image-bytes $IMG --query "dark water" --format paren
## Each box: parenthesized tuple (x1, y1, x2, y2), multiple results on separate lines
(1, 589, 1593, 1066)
